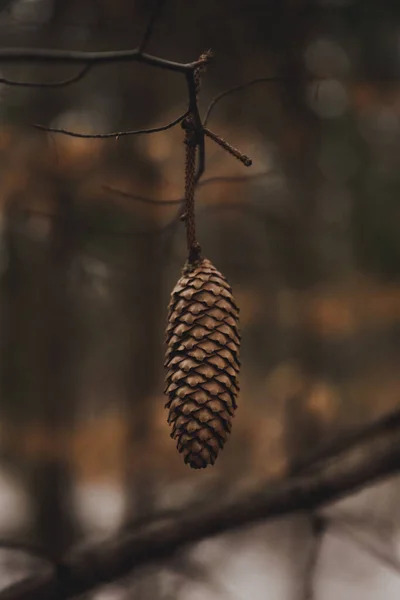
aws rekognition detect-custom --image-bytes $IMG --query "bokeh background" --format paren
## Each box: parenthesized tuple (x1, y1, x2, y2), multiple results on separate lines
(0, 0, 400, 597)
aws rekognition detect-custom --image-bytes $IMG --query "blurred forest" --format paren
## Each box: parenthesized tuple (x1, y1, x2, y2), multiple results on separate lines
(0, 0, 400, 597)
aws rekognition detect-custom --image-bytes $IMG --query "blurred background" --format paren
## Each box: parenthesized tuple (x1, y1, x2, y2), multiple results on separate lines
(0, 0, 400, 597)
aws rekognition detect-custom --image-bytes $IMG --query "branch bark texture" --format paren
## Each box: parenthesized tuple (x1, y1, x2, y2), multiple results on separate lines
(2, 410, 400, 600)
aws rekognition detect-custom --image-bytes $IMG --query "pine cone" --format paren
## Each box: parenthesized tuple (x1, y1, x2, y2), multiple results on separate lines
(164, 258, 240, 469)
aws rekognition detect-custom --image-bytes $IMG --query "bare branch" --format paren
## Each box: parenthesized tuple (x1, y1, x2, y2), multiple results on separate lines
(102, 170, 274, 207)
(290, 409, 400, 477)
(16, 42, 252, 187)
(3, 407, 400, 599)
(182, 115, 201, 262)
(204, 127, 252, 166)
(0, 64, 92, 87)
(7, 171, 274, 244)
(203, 74, 326, 126)
(33, 111, 188, 138)
(139, 0, 167, 54)
(0, 47, 204, 72)
(102, 186, 182, 205)
(18, 206, 181, 238)
(184, 67, 206, 185)
(197, 170, 273, 186)
(203, 76, 291, 125)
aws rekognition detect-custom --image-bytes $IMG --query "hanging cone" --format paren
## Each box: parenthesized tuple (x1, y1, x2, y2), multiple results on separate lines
(164, 258, 240, 469)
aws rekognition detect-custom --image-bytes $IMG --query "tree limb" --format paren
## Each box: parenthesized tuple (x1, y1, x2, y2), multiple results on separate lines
(0, 47, 201, 71)
(0, 65, 92, 88)
(33, 111, 188, 138)
(203, 76, 296, 126)
(138, 0, 167, 54)
(290, 409, 400, 477)
(2, 408, 400, 599)
(102, 170, 274, 208)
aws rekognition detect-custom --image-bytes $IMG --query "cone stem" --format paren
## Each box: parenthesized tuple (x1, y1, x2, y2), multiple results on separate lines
(183, 120, 201, 263)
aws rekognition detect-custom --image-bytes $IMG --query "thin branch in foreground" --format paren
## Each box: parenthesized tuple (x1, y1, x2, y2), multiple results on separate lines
(204, 127, 252, 166)
(102, 186, 182, 205)
(204, 77, 291, 125)
(9, 170, 275, 242)
(290, 409, 400, 477)
(197, 170, 275, 186)
(14, 195, 281, 240)
(22, 42, 252, 188)
(3, 406, 400, 599)
(18, 206, 182, 238)
(33, 111, 188, 138)
(203, 75, 319, 126)
(139, 0, 167, 54)
(183, 63, 206, 187)
(0, 64, 92, 88)
(102, 169, 274, 207)
(182, 114, 201, 261)
(0, 47, 204, 72)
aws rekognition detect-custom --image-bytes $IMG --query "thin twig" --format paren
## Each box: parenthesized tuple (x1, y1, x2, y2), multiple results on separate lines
(204, 127, 252, 166)
(0, 64, 92, 87)
(177, 53, 212, 261)
(13, 193, 282, 240)
(138, 0, 167, 54)
(197, 170, 273, 186)
(290, 409, 400, 477)
(33, 111, 188, 138)
(19, 206, 182, 238)
(203, 75, 317, 126)
(102, 170, 273, 206)
(185, 63, 208, 184)
(18, 41, 252, 187)
(13, 170, 276, 241)
(102, 186, 182, 205)
(330, 517, 400, 576)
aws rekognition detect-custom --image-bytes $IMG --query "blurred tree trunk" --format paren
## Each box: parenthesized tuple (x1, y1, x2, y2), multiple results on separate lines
(123, 225, 176, 505)
(266, 2, 330, 467)
(268, 8, 329, 596)
(0, 190, 79, 554)
(29, 188, 79, 556)
(121, 155, 177, 594)
(26, 188, 79, 557)
(0, 202, 26, 473)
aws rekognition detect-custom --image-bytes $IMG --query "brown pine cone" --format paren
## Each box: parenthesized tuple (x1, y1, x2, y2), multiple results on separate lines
(164, 258, 240, 469)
